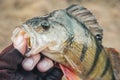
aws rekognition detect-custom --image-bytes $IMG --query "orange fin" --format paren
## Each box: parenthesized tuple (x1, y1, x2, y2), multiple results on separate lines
(59, 64, 82, 80)
(106, 48, 120, 80)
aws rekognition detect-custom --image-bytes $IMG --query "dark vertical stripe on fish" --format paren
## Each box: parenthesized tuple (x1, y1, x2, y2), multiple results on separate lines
(101, 57, 110, 77)
(86, 41, 102, 76)
(80, 44, 88, 62)
(111, 73, 116, 80)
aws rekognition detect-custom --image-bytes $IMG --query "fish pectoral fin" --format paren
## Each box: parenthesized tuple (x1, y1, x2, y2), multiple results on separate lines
(63, 50, 83, 74)
(60, 64, 82, 80)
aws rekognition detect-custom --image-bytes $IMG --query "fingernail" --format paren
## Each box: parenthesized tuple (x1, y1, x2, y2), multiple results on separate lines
(23, 58, 34, 69)
(16, 35, 24, 45)
(41, 60, 48, 68)
(38, 58, 53, 72)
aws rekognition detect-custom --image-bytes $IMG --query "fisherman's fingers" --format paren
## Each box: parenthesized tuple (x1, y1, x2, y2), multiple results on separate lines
(37, 57, 54, 72)
(22, 54, 40, 71)
(22, 54, 54, 72)
(13, 31, 27, 55)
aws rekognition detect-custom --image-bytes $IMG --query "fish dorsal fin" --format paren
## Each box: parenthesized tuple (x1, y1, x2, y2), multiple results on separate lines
(66, 4, 103, 43)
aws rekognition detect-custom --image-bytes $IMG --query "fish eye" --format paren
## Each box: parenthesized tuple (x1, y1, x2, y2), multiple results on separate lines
(41, 21, 50, 30)
(95, 34, 102, 42)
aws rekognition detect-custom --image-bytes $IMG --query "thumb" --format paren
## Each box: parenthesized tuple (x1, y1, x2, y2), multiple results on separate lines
(13, 34, 27, 55)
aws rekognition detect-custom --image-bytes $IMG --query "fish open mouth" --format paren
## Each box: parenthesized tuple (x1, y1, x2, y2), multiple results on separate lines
(18, 30, 32, 50)
(18, 31, 32, 53)
(26, 36, 32, 49)
(26, 36, 32, 53)
(12, 26, 58, 57)
(11, 27, 33, 54)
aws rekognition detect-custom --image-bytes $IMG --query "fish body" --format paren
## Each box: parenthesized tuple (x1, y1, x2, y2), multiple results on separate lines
(11, 5, 119, 80)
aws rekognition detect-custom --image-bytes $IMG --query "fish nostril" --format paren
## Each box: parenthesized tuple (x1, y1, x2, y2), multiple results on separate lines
(41, 21, 50, 30)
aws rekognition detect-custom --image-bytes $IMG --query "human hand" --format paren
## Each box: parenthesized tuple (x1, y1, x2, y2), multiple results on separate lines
(0, 33, 63, 80)
(13, 31, 54, 72)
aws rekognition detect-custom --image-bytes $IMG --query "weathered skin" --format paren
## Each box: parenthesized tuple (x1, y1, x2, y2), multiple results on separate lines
(11, 5, 119, 80)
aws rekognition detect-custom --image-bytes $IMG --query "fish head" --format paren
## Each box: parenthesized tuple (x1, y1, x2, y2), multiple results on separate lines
(12, 8, 95, 60)
(13, 10, 75, 57)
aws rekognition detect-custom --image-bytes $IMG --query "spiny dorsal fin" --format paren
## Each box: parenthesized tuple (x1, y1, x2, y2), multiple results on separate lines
(66, 4, 103, 43)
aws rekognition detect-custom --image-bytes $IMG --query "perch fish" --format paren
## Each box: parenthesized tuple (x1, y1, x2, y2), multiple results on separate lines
(11, 5, 120, 80)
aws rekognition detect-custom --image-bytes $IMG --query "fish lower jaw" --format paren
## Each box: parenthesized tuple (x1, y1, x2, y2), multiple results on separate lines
(25, 46, 47, 57)
(25, 43, 55, 57)
(25, 38, 62, 57)
(25, 45, 63, 57)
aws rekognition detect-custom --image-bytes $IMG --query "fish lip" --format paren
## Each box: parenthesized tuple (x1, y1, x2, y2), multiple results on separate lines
(21, 24, 48, 56)
(22, 24, 36, 51)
